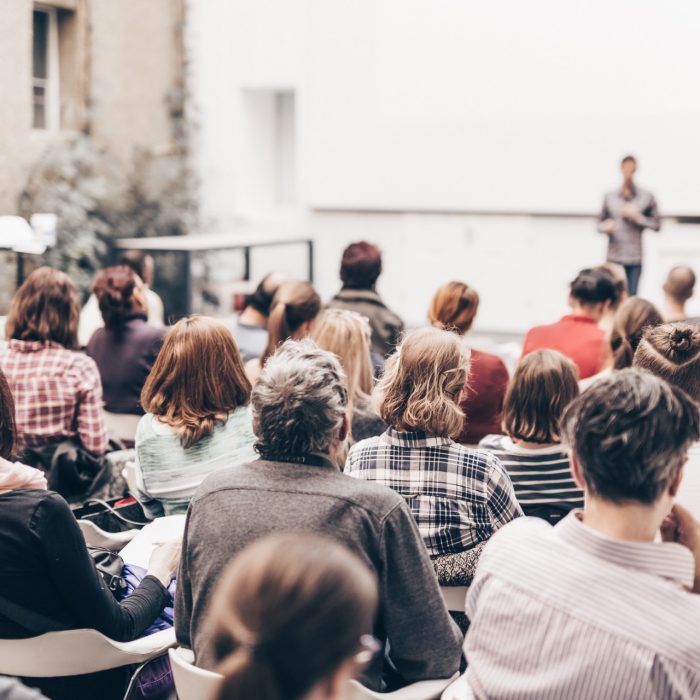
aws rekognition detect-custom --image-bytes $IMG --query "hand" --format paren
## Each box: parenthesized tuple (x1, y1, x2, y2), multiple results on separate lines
(600, 218, 617, 235)
(622, 203, 643, 224)
(147, 539, 181, 587)
(661, 503, 700, 593)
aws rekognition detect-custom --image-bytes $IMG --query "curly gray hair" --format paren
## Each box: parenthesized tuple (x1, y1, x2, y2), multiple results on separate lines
(251, 339, 349, 458)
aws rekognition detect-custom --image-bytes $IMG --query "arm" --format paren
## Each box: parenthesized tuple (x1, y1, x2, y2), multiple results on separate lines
(639, 194, 661, 232)
(33, 492, 169, 641)
(597, 195, 616, 235)
(75, 358, 108, 455)
(484, 454, 523, 530)
(379, 502, 463, 683)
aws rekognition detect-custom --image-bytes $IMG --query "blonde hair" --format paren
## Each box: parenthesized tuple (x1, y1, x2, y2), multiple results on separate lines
(376, 327, 469, 439)
(311, 309, 373, 415)
(428, 281, 480, 335)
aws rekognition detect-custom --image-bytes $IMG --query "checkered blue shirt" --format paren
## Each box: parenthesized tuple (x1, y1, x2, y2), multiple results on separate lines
(345, 428, 522, 556)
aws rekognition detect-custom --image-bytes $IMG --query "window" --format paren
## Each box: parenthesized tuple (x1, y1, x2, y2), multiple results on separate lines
(32, 7, 59, 130)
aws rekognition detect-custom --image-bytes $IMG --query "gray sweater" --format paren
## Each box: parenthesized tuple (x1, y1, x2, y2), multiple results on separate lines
(174, 456, 463, 691)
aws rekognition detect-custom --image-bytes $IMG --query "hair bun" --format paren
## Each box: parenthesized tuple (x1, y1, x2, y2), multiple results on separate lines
(670, 328, 692, 352)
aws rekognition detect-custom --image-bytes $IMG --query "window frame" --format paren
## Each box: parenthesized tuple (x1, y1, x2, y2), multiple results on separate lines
(32, 4, 61, 131)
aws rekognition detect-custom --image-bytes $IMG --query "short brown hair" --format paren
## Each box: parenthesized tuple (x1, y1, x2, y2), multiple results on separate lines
(6, 267, 80, 349)
(141, 315, 251, 448)
(504, 350, 579, 444)
(340, 241, 382, 290)
(633, 322, 700, 402)
(428, 281, 480, 335)
(376, 327, 469, 439)
(663, 265, 696, 303)
(0, 368, 17, 460)
(610, 297, 663, 369)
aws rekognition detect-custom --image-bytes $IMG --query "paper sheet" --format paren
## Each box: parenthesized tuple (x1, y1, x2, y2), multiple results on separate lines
(119, 514, 186, 569)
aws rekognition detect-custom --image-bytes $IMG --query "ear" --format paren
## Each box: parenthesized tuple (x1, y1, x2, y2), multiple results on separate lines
(569, 451, 586, 491)
(339, 413, 350, 442)
(669, 458, 686, 498)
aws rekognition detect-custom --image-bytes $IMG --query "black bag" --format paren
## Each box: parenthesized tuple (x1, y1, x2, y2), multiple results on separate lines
(74, 497, 150, 533)
(88, 546, 127, 596)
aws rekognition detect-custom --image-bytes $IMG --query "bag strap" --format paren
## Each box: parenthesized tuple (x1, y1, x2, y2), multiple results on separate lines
(81, 498, 148, 526)
(0, 594, 71, 635)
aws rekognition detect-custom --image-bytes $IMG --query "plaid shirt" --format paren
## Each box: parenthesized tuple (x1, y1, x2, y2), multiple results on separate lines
(0, 340, 108, 455)
(345, 428, 522, 556)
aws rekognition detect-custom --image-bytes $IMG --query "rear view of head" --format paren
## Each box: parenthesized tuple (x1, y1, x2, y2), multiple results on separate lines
(246, 272, 287, 317)
(568, 268, 619, 320)
(339, 242, 382, 290)
(609, 297, 663, 370)
(597, 263, 628, 309)
(6, 267, 80, 350)
(633, 322, 700, 402)
(428, 281, 480, 335)
(119, 250, 154, 287)
(504, 350, 579, 445)
(561, 369, 700, 504)
(311, 309, 374, 411)
(206, 534, 378, 700)
(92, 265, 145, 331)
(252, 339, 348, 459)
(141, 316, 251, 448)
(663, 265, 696, 305)
(376, 327, 469, 439)
(262, 281, 322, 363)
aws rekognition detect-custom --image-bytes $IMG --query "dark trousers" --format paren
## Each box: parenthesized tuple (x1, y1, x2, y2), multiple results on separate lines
(623, 264, 642, 296)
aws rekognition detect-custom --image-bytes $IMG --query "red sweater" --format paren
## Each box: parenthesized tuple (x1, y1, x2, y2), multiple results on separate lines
(521, 314, 607, 379)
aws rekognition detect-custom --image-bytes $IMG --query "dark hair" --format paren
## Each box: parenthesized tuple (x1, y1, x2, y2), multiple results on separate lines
(118, 250, 150, 280)
(621, 154, 637, 166)
(92, 265, 141, 330)
(663, 265, 696, 304)
(246, 273, 285, 317)
(633, 322, 700, 402)
(562, 369, 700, 504)
(205, 534, 378, 700)
(610, 298, 663, 370)
(0, 369, 17, 460)
(5, 267, 80, 349)
(569, 268, 619, 307)
(340, 242, 382, 290)
(504, 350, 579, 444)
(141, 316, 251, 448)
(596, 263, 628, 309)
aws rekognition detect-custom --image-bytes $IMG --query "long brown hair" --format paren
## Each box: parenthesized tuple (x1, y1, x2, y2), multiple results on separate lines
(261, 281, 321, 364)
(609, 297, 662, 370)
(428, 281, 480, 335)
(205, 534, 377, 700)
(141, 316, 251, 448)
(504, 350, 579, 444)
(0, 368, 17, 460)
(6, 267, 80, 349)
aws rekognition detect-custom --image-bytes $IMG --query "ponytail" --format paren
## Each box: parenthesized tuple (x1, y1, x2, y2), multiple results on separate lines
(262, 301, 291, 364)
(214, 647, 281, 700)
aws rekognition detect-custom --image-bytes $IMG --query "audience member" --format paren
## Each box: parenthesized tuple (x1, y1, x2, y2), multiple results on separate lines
(428, 281, 509, 444)
(480, 350, 583, 521)
(203, 534, 378, 700)
(136, 316, 256, 517)
(175, 339, 462, 691)
(328, 242, 404, 359)
(459, 370, 700, 698)
(662, 265, 696, 322)
(79, 250, 164, 347)
(0, 268, 108, 500)
(311, 309, 385, 443)
(245, 280, 321, 383)
(0, 366, 178, 700)
(86, 265, 166, 415)
(345, 327, 521, 558)
(595, 262, 628, 336)
(226, 272, 287, 362)
(521, 267, 618, 378)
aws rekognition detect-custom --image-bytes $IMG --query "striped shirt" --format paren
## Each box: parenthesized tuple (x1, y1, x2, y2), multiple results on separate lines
(461, 513, 700, 699)
(134, 406, 257, 517)
(479, 435, 583, 517)
(345, 429, 522, 556)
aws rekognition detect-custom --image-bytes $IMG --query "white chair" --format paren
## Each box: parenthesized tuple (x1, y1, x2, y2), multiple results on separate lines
(440, 586, 469, 613)
(345, 676, 457, 699)
(123, 460, 139, 496)
(104, 411, 142, 444)
(440, 673, 474, 700)
(77, 518, 139, 551)
(0, 627, 175, 677)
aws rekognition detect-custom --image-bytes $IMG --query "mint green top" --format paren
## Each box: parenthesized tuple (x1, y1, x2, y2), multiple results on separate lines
(134, 406, 257, 517)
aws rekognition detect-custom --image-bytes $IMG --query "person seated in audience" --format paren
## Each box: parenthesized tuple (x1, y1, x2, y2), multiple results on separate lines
(202, 534, 378, 700)
(244, 280, 321, 384)
(521, 267, 619, 379)
(135, 316, 256, 517)
(479, 350, 583, 521)
(595, 262, 628, 336)
(428, 281, 509, 445)
(175, 339, 462, 692)
(312, 309, 385, 444)
(328, 241, 404, 360)
(457, 369, 700, 699)
(0, 268, 108, 498)
(79, 250, 164, 347)
(86, 265, 166, 416)
(226, 272, 287, 362)
(662, 265, 696, 322)
(345, 327, 522, 559)
(0, 366, 178, 700)
(579, 296, 663, 389)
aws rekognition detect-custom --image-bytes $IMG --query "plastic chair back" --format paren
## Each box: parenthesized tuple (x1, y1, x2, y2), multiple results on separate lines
(169, 647, 221, 700)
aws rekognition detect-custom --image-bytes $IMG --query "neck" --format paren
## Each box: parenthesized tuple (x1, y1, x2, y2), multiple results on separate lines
(664, 296, 686, 322)
(569, 303, 599, 321)
(239, 307, 267, 326)
(513, 438, 558, 450)
(582, 497, 664, 543)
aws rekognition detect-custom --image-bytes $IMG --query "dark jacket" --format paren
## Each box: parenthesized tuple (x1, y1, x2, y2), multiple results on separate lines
(328, 288, 404, 358)
(86, 314, 166, 415)
(175, 456, 462, 691)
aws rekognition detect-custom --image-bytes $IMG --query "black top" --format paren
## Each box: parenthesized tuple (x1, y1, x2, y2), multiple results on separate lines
(0, 489, 168, 640)
(86, 314, 166, 415)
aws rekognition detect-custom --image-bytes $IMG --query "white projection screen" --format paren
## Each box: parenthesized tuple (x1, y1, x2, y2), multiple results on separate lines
(306, 0, 700, 215)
